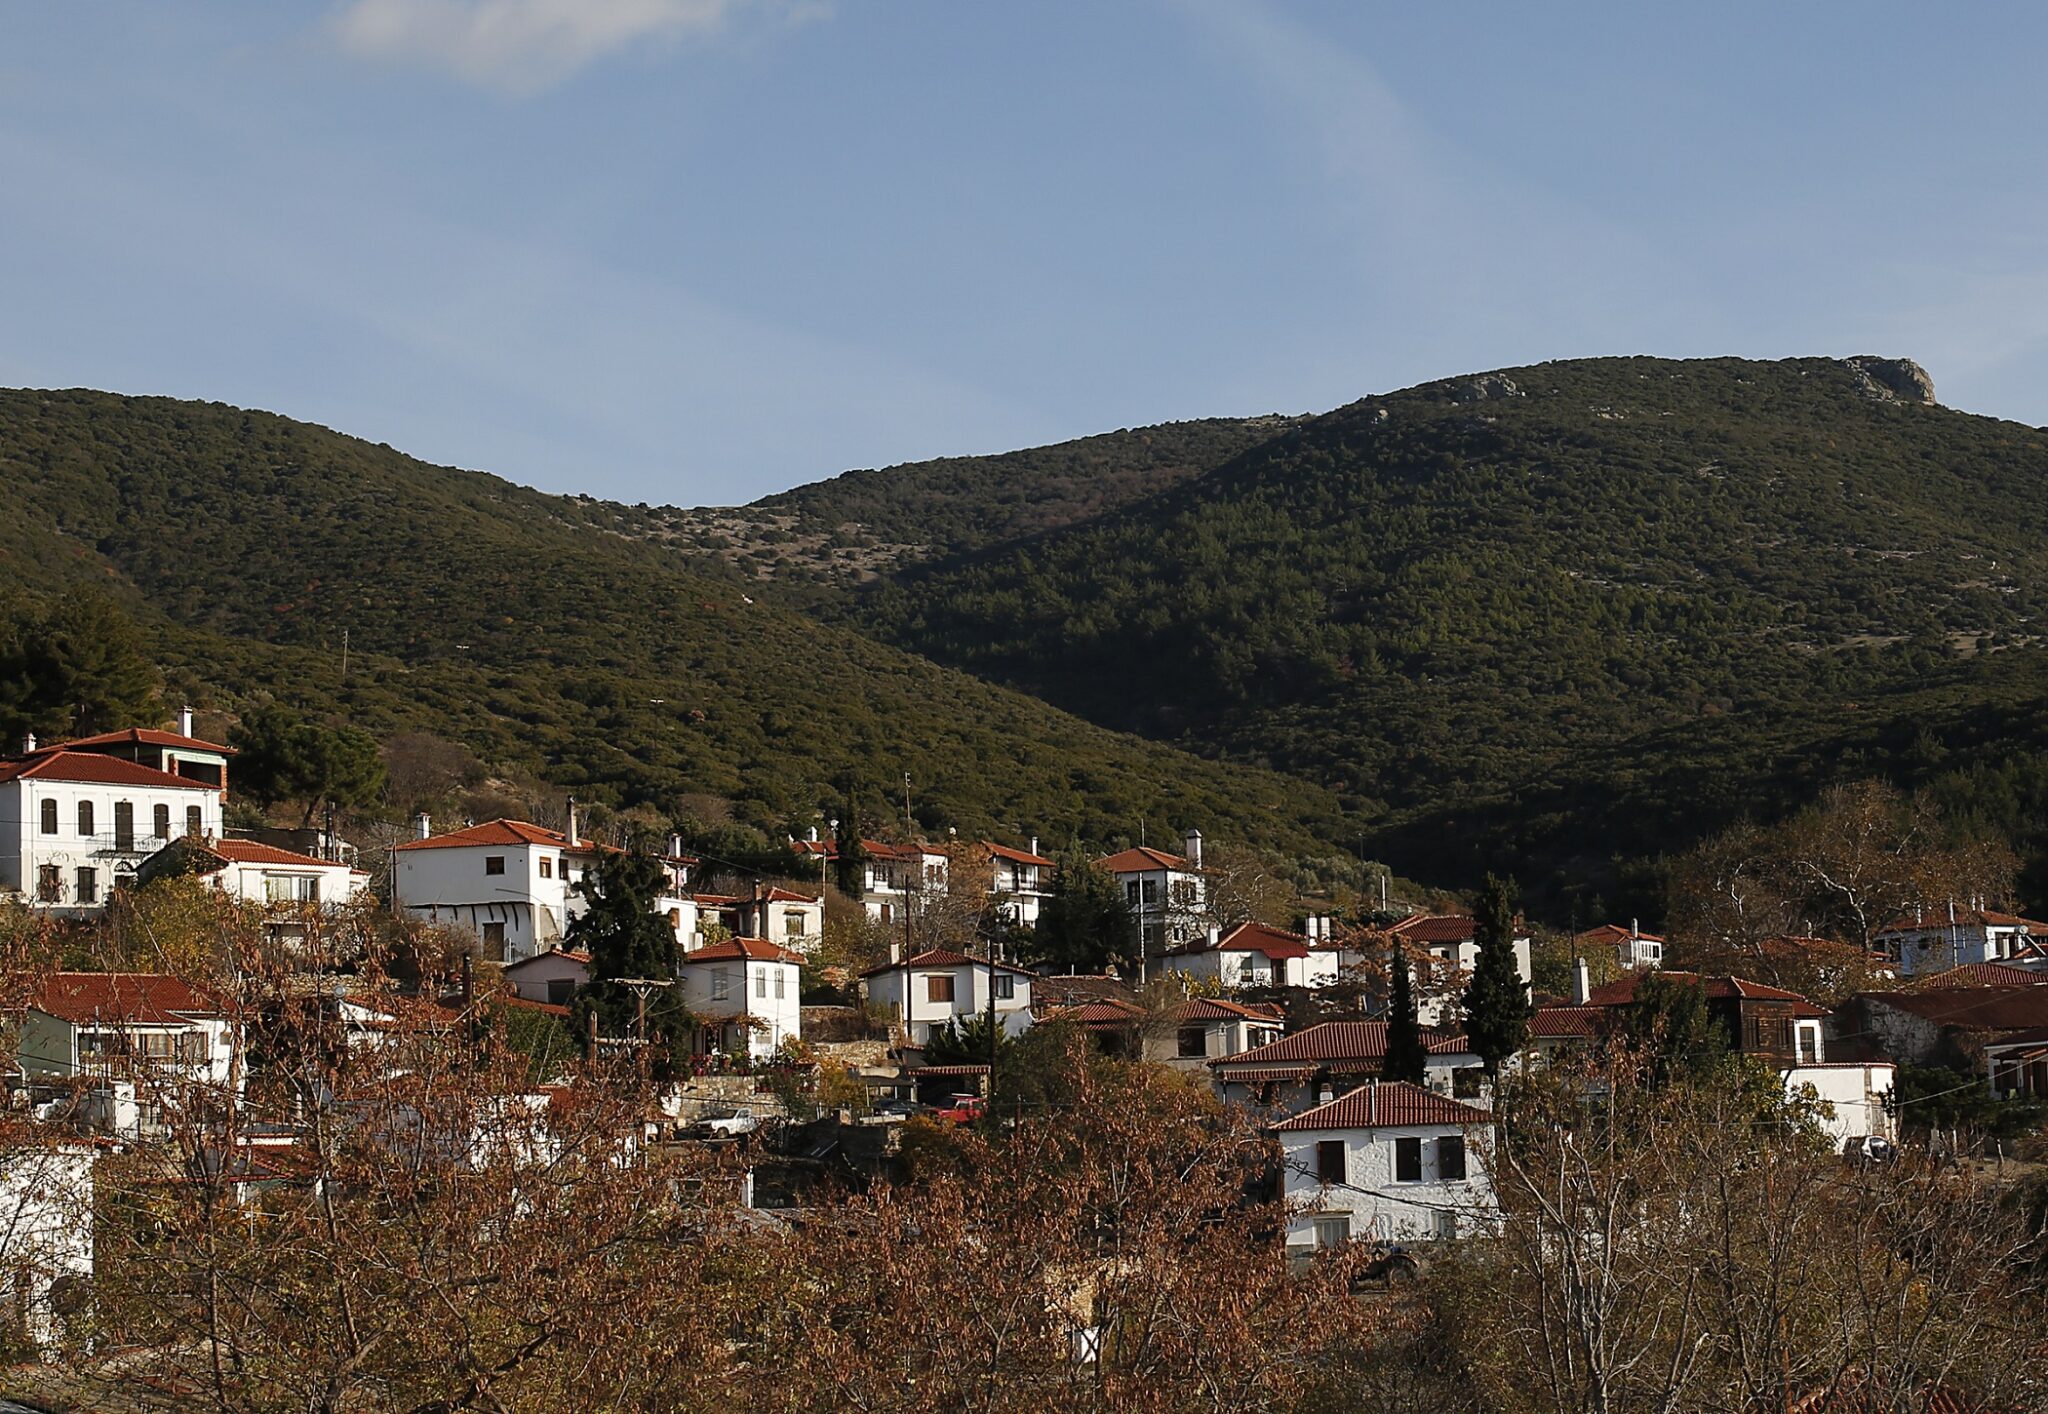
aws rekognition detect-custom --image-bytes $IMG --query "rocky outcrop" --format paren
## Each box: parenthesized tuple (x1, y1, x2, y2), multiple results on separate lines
(1448, 372, 1523, 404)
(1845, 356, 1937, 405)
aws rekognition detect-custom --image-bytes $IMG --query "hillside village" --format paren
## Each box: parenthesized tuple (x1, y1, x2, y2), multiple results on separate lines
(4, 704, 2046, 1408)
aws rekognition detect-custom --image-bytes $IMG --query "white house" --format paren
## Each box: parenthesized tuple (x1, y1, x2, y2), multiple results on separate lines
(0, 1140, 94, 1347)
(501, 947, 593, 1007)
(137, 835, 370, 943)
(690, 885, 824, 955)
(1574, 921, 1667, 971)
(1100, 833, 1208, 955)
(58, 710, 234, 791)
(1209, 1021, 1485, 1115)
(1274, 1080, 1497, 1249)
(392, 813, 695, 963)
(15, 972, 238, 1137)
(1147, 997, 1286, 1071)
(1385, 914, 1534, 1026)
(1874, 906, 2048, 977)
(682, 937, 805, 1058)
(982, 839, 1054, 928)
(1781, 1062, 1896, 1147)
(861, 948, 1035, 1045)
(1160, 920, 1339, 989)
(0, 746, 224, 913)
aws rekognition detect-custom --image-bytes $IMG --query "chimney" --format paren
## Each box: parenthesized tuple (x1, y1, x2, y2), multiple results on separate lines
(414, 812, 432, 840)
(1183, 828, 1202, 868)
(1029, 835, 1039, 858)
(669, 832, 684, 860)
(1319, 1085, 1336, 1106)
(566, 797, 580, 848)
(807, 825, 819, 843)
(20, 732, 35, 754)
(1206, 925, 1220, 949)
(1367, 1079, 1377, 1124)
(1630, 918, 1639, 939)
(1572, 956, 1591, 1005)
(178, 704, 195, 737)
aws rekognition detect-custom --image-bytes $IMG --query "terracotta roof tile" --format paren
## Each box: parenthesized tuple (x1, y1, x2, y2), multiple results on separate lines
(32, 972, 223, 1024)
(207, 839, 355, 870)
(1165, 920, 1309, 960)
(1909, 962, 2046, 989)
(390, 819, 617, 854)
(859, 948, 1035, 978)
(1584, 971, 1814, 1007)
(982, 841, 1054, 867)
(0, 749, 223, 792)
(59, 727, 236, 754)
(685, 937, 806, 965)
(1272, 1080, 1492, 1131)
(1212, 1020, 1470, 1067)
(1096, 846, 1196, 874)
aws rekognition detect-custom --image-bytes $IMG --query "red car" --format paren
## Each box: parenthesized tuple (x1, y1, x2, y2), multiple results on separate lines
(934, 1094, 986, 1124)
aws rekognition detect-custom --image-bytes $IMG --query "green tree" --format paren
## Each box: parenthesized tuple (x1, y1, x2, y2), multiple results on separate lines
(1625, 971, 1730, 1088)
(566, 851, 690, 1079)
(1461, 874, 1532, 1077)
(833, 792, 866, 900)
(1029, 844, 1139, 975)
(230, 703, 387, 825)
(922, 1012, 1012, 1070)
(1380, 941, 1426, 1085)
(0, 591, 160, 740)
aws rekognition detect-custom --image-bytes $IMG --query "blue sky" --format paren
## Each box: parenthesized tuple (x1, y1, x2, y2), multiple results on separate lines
(3, 2, 2045, 506)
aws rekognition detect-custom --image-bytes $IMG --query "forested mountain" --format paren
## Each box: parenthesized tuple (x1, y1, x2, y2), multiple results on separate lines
(0, 389, 1350, 854)
(590, 415, 1298, 592)
(781, 356, 2048, 910)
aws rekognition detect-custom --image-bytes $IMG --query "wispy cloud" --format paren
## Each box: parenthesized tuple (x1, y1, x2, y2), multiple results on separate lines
(328, 0, 778, 93)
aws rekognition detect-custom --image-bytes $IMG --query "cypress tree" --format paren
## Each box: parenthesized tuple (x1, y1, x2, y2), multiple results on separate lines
(1461, 874, 1532, 1078)
(1381, 940, 1427, 1085)
(568, 852, 690, 1078)
(833, 791, 866, 900)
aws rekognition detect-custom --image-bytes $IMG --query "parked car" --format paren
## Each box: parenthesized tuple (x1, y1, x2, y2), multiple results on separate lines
(701, 1106, 760, 1138)
(1843, 1135, 1897, 1167)
(934, 1094, 986, 1125)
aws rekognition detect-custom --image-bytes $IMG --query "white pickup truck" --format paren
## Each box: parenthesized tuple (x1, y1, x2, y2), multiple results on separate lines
(700, 1106, 760, 1138)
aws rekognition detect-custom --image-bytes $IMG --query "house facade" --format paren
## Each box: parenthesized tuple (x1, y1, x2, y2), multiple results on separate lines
(691, 885, 823, 955)
(1210, 1021, 1485, 1115)
(1160, 920, 1340, 989)
(982, 840, 1054, 928)
(1575, 921, 1666, 971)
(1385, 914, 1534, 1026)
(0, 747, 225, 913)
(1147, 997, 1285, 1071)
(1874, 907, 2048, 977)
(392, 814, 695, 963)
(16, 973, 238, 1137)
(138, 835, 370, 942)
(1273, 1081, 1497, 1248)
(502, 948, 593, 1007)
(861, 948, 1035, 1045)
(682, 937, 805, 1057)
(1100, 833, 1208, 956)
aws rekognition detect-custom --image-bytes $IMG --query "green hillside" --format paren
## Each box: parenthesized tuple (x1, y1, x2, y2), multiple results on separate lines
(0, 389, 1350, 855)
(589, 415, 1298, 593)
(839, 357, 2048, 906)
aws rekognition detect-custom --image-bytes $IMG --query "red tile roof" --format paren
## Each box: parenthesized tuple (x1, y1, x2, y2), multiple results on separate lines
(206, 838, 353, 869)
(1877, 908, 2048, 937)
(859, 948, 1035, 978)
(983, 841, 1054, 867)
(1044, 999, 1146, 1028)
(1529, 1005, 1607, 1039)
(60, 726, 236, 755)
(1387, 914, 1479, 944)
(1166, 920, 1309, 960)
(1272, 1080, 1492, 1131)
(1097, 846, 1196, 874)
(32, 972, 222, 1024)
(1910, 961, 2046, 989)
(0, 749, 223, 792)
(1859, 987, 2048, 1031)
(1172, 997, 1286, 1023)
(390, 819, 616, 854)
(685, 937, 806, 965)
(760, 886, 821, 904)
(1584, 971, 1814, 1007)
(502, 947, 592, 971)
(1212, 1020, 1469, 1068)
(1575, 922, 1667, 946)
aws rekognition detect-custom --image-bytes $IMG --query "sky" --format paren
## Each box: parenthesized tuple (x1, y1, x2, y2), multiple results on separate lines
(3, 2, 2046, 507)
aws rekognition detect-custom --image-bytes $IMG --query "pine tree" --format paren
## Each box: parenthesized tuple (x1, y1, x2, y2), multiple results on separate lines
(1030, 844, 1139, 975)
(1381, 940, 1427, 1085)
(567, 852, 690, 1079)
(0, 591, 161, 740)
(1461, 874, 1532, 1077)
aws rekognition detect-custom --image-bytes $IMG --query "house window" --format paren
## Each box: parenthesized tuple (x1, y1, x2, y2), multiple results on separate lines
(1394, 1136, 1422, 1182)
(1452, 1068, 1483, 1099)
(75, 867, 98, 905)
(774, 970, 786, 1000)
(784, 910, 806, 937)
(546, 979, 576, 1006)
(993, 974, 1014, 1000)
(481, 921, 507, 956)
(755, 971, 768, 999)
(1316, 1139, 1346, 1184)
(36, 865, 61, 902)
(539, 857, 553, 879)
(927, 974, 955, 1004)
(1125, 881, 1140, 906)
(154, 804, 171, 839)
(114, 801, 134, 851)
(77, 801, 95, 836)
(186, 806, 202, 837)
(712, 970, 731, 1002)
(39, 799, 57, 835)
(485, 856, 506, 876)
(1797, 1025, 1819, 1065)
(1178, 1026, 1208, 1059)
(1437, 1135, 1467, 1181)
(1311, 1214, 1351, 1251)
(1141, 879, 1159, 905)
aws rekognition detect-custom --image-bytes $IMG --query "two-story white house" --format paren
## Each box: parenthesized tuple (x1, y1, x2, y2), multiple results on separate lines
(1273, 1080, 1497, 1249)
(136, 835, 370, 943)
(1575, 921, 1666, 971)
(690, 885, 824, 955)
(981, 839, 1054, 928)
(1148, 997, 1286, 1072)
(1385, 914, 1534, 1026)
(15, 972, 239, 1138)
(58, 710, 234, 792)
(1100, 832, 1208, 956)
(1874, 905, 2048, 977)
(1160, 920, 1341, 989)
(681, 936, 805, 1057)
(392, 813, 696, 963)
(861, 948, 1035, 1045)
(0, 746, 224, 913)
